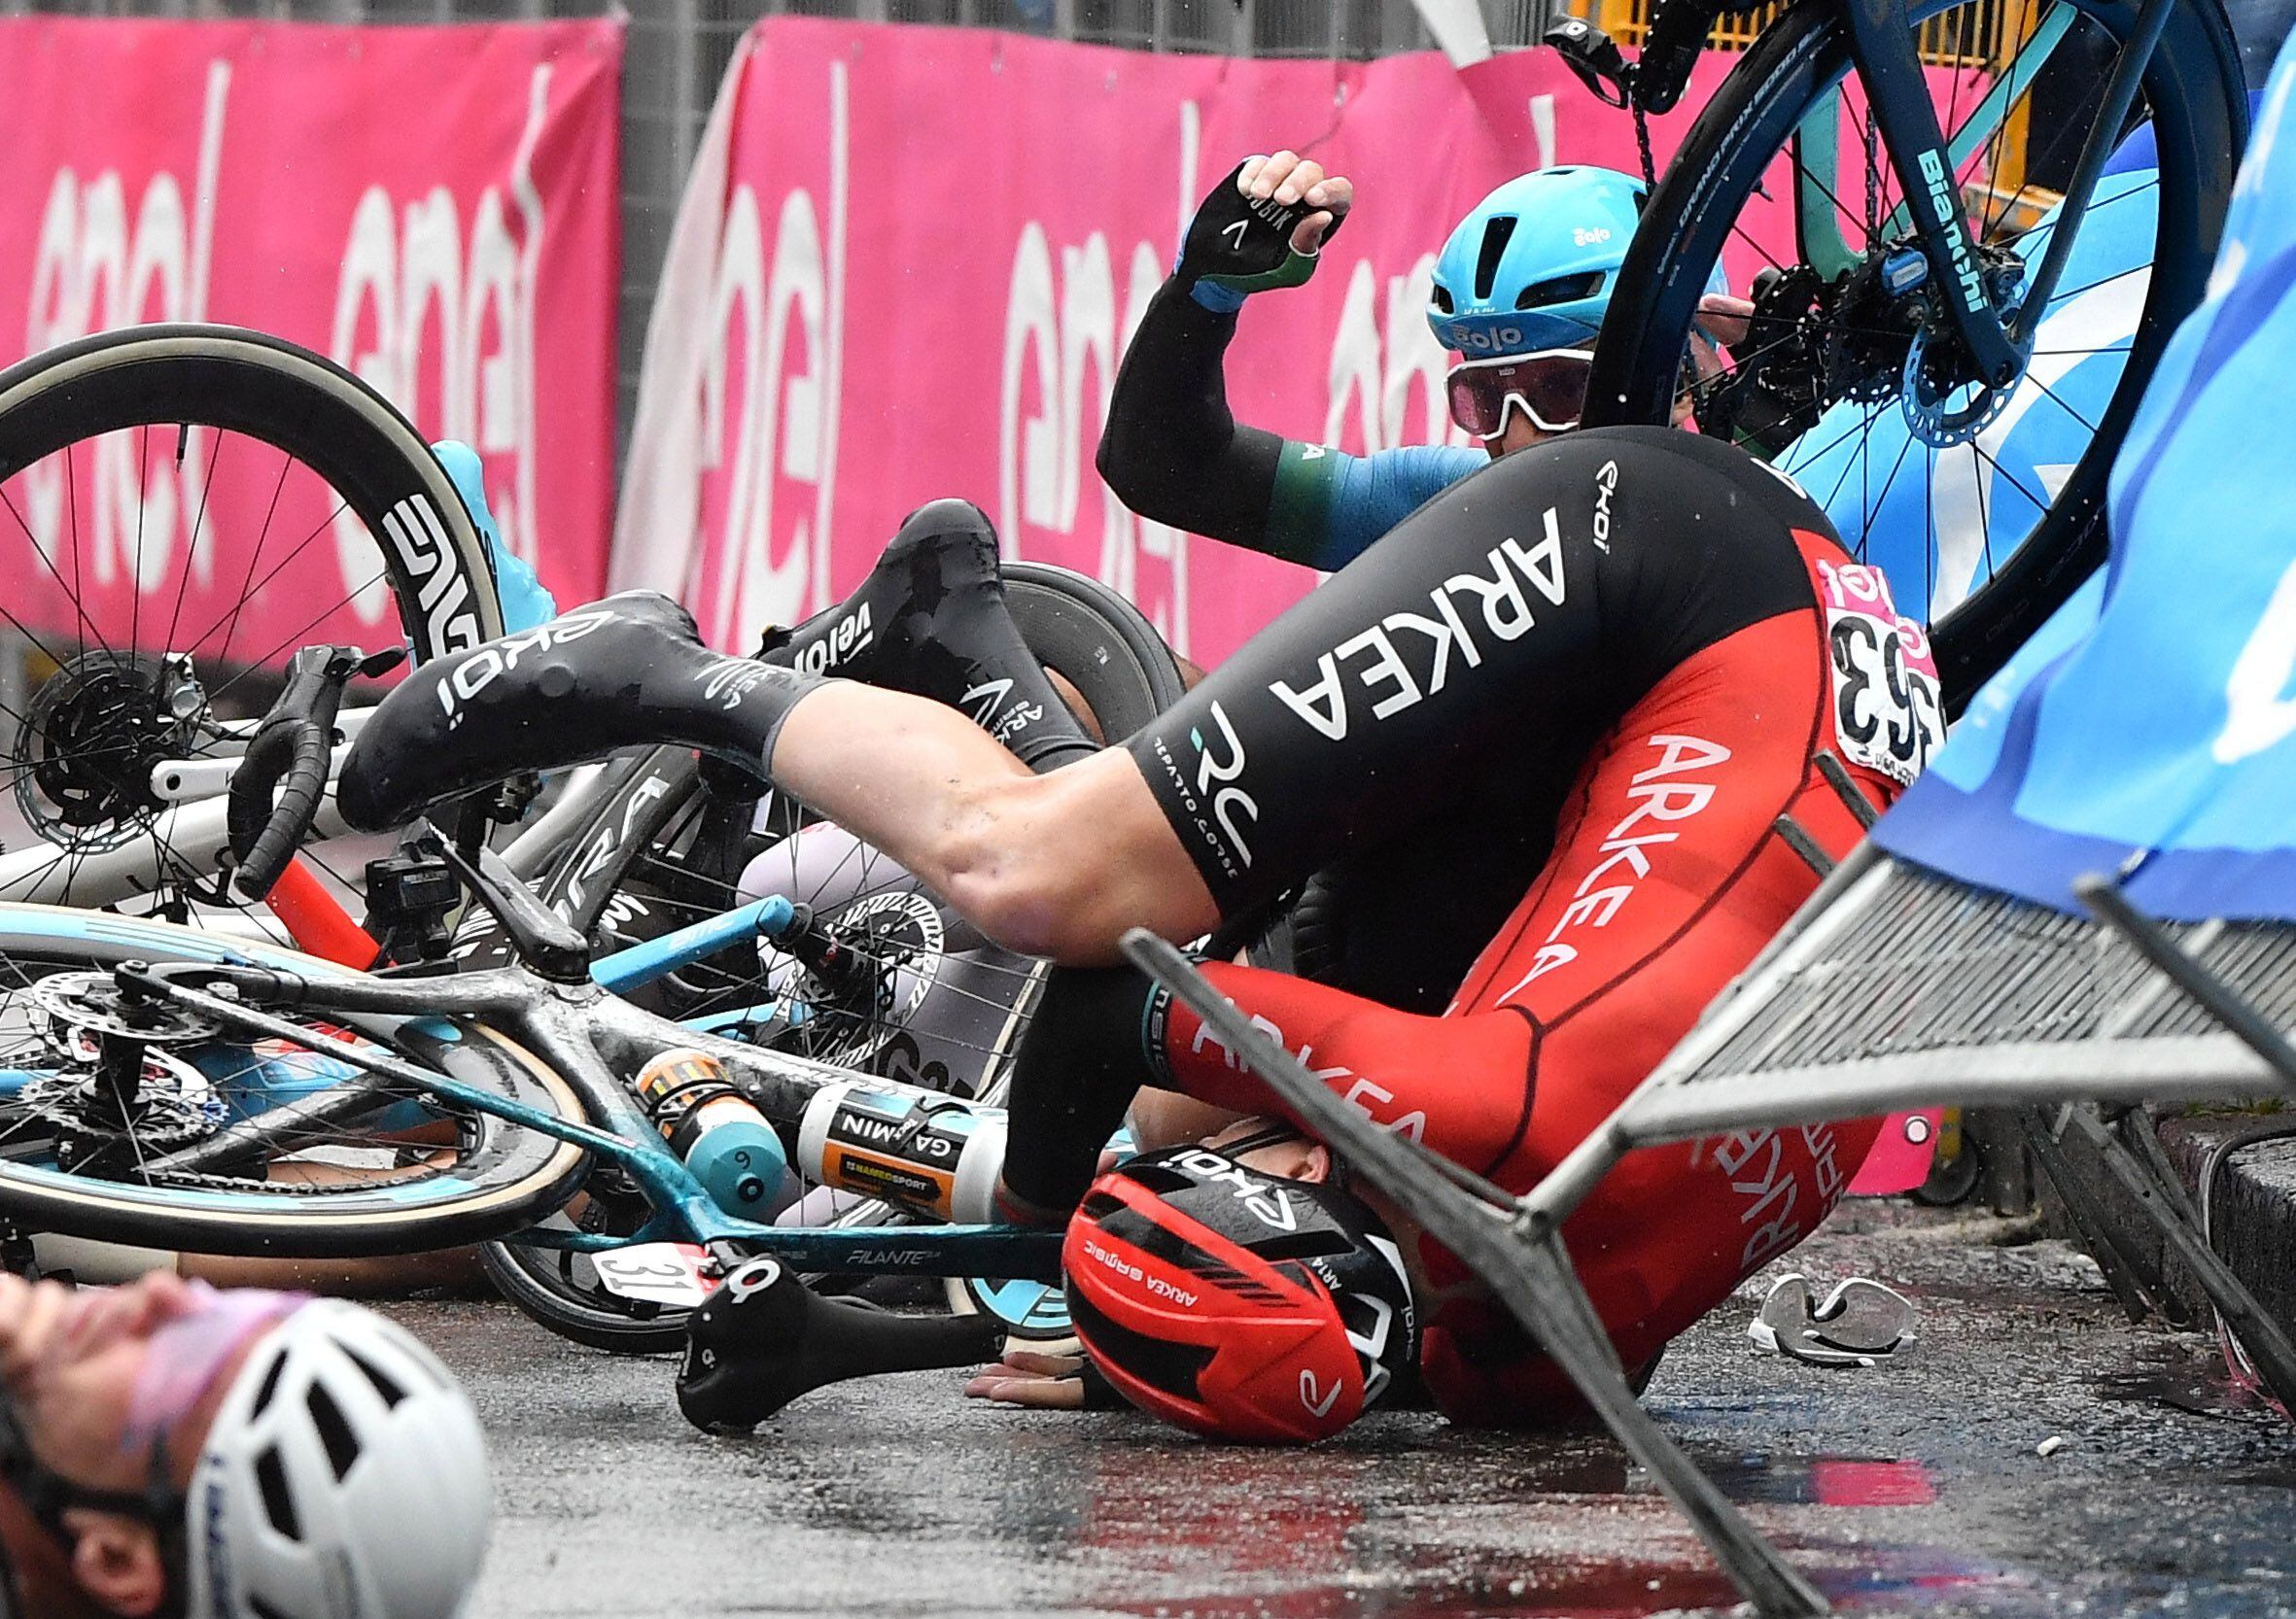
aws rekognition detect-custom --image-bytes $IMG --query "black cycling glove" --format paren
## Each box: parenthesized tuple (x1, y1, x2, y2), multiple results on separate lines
(1174, 159, 1336, 306)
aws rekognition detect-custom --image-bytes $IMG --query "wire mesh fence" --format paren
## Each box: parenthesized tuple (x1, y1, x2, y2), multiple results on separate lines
(0, 0, 1565, 455)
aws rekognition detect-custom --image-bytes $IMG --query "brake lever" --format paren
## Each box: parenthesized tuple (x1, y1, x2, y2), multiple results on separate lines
(1545, 17, 1634, 108)
(355, 645, 408, 682)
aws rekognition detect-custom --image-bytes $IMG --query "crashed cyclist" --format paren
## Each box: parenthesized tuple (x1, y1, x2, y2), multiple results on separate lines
(1095, 152, 1746, 1016)
(336, 406, 1940, 1442)
(0, 1269, 490, 1617)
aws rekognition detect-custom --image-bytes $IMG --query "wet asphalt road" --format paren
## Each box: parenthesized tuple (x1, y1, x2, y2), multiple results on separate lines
(399, 1204, 2296, 1619)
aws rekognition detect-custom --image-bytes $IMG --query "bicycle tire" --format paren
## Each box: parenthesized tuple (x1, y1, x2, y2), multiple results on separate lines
(1583, 0, 2244, 706)
(0, 326, 504, 662)
(0, 325, 506, 914)
(480, 562, 1183, 1353)
(0, 904, 587, 1257)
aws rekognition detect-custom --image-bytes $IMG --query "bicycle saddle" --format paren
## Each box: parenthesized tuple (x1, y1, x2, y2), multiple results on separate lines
(677, 1256, 1002, 1430)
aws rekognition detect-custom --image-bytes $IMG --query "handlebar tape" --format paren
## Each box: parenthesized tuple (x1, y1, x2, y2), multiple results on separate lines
(228, 643, 402, 901)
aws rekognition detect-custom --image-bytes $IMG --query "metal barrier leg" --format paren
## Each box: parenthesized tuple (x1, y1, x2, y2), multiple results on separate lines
(2063, 1105, 2296, 1412)
(2020, 1106, 2173, 1324)
(1495, 1223, 1829, 1616)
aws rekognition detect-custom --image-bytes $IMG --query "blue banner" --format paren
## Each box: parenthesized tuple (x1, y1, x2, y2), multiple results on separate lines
(1874, 45, 2296, 920)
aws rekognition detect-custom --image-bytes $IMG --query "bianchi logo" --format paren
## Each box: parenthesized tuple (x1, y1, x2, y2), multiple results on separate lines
(1915, 148, 1988, 315)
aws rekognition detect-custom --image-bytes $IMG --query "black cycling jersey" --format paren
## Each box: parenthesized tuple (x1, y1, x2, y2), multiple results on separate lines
(1125, 426, 1827, 917)
(1002, 428, 1852, 1222)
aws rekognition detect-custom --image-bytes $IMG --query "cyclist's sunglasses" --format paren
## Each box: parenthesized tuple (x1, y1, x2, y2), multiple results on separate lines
(1444, 349, 1596, 440)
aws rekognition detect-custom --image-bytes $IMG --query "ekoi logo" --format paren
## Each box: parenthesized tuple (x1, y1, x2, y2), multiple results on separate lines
(433, 609, 615, 722)
(1168, 1149, 1297, 1230)
(1591, 461, 1618, 553)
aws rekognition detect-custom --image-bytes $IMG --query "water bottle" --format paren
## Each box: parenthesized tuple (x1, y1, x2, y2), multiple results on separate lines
(636, 1050, 789, 1213)
(795, 1079, 1007, 1223)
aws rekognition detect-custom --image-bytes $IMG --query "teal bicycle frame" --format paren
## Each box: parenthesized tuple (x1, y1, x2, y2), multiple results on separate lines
(44, 894, 1061, 1281)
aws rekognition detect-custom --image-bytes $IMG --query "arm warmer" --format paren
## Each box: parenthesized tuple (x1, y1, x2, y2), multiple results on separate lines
(1096, 277, 1291, 556)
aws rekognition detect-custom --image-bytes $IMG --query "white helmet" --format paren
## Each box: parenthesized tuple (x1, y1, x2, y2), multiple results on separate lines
(183, 1300, 492, 1619)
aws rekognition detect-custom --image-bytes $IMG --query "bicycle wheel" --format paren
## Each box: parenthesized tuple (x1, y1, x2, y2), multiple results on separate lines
(0, 903, 587, 1257)
(0, 325, 506, 926)
(1583, 0, 2244, 705)
(478, 562, 1183, 1352)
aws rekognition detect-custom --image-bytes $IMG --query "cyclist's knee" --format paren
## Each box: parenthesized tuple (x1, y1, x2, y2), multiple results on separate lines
(938, 760, 1202, 960)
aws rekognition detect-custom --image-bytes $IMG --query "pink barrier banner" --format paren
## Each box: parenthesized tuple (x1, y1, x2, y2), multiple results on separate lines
(0, 16, 620, 655)
(619, 17, 1773, 664)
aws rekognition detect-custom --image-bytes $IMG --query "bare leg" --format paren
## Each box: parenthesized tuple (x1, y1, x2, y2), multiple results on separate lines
(769, 682, 1216, 963)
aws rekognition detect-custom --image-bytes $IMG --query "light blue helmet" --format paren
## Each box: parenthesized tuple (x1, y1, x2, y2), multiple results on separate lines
(1428, 165, 1730, 361)
(1428, 166, 1646, 357)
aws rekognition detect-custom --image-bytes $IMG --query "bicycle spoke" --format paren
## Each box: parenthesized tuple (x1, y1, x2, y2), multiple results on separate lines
(175, 497, 356, 667)
(159, 428, 224, 658)
(129, 428, 153, 657)
(212, 444, 297, 675)
(0, 483, 101, 668)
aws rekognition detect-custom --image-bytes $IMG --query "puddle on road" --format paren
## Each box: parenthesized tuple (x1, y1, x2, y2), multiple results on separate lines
(2098, 1342, 2281, 1420)
(1114, 1544, 1992, 1619)
(1100, 1455, 1975, 1619)
(1511, 1449, 1938, 1507)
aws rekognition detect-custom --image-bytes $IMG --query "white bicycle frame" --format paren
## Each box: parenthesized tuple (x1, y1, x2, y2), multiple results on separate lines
(0, 701, 609, 911)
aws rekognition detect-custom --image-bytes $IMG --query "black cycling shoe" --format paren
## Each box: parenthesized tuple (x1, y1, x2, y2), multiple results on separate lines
(337, 590, 817, 832)
(766, 499, 1096, 771)
(342, 502, 1098, 832)
(677, 1257, 1001, 1432)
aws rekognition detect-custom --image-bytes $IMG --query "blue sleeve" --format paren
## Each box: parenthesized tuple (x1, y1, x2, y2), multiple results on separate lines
(1270, 441, 1488, 571)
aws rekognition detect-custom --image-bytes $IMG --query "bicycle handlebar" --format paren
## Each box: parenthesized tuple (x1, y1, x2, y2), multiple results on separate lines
(228, 644, 404, 900)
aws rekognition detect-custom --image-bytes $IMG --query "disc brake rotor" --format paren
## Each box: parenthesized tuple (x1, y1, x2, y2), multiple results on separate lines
(29, 972, 223, 1045)
(12, 651, 209, 852)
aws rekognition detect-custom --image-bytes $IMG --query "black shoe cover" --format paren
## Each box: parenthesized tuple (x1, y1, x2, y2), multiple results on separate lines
(677, 1257, 1001, 1432)
(338, 591, 821, 832)
(771, 499, 1096, 771)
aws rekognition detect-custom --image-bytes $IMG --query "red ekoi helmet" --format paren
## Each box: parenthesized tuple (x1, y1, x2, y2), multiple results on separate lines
(1062, 1145, 1416, 1443)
